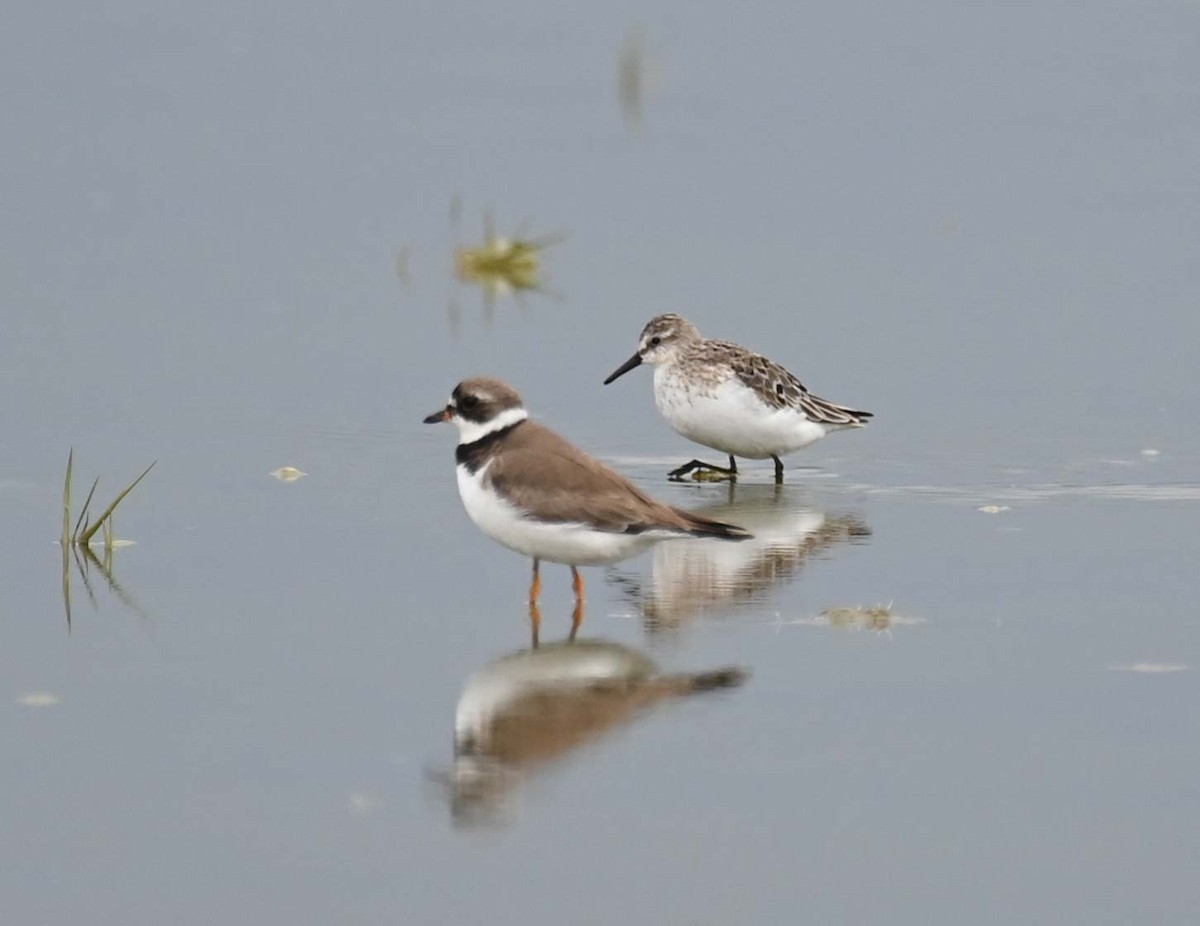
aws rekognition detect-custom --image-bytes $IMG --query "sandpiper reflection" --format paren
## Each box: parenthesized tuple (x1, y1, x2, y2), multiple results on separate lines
(611, 484, 871, 632)
(437, 631, 747, 827)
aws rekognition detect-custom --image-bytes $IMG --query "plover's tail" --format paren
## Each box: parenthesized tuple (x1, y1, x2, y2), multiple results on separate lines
(676, 511, 754, 541)
(657, 667, 750, 694)
(800, 391, 873, 427)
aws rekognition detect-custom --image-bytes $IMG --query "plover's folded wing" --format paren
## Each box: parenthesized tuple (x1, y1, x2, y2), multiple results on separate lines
(485, 423, 749, 539)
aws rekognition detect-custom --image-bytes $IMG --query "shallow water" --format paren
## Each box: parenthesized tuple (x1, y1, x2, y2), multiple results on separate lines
(4, 2, 1199, 924)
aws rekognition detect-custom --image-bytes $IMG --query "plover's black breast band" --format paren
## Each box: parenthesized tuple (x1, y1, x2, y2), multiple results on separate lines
(455, 420, 525, 474)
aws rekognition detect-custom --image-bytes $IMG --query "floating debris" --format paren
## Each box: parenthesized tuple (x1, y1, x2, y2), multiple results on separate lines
(977, 505, 1011, 514)
(617, 27, 648, 131)
(16, 692, 61, 707)
(1141, 448, 1161, 457)
(779, 603, 925, 634)
(822, 604, 900, 633)
(1107, 662, 1188, 674)
(394, 246, 412, 288)
(939, 217, 963, 239)
(347, 790, 382, 815)
(455, 225, 562, 297)
(270, 467, 307, 482)
(447, 206, 567, 329)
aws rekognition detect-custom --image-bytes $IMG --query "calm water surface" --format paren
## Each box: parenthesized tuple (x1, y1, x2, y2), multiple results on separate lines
(3, 2, 1199, 924)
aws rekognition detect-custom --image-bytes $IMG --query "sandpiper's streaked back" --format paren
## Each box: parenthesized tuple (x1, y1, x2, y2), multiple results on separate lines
(424, 377, 751, 642)
(603, 314, 873, 483)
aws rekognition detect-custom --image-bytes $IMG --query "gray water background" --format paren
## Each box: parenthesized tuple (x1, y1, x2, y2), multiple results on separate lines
(3, 2, 1199, 923)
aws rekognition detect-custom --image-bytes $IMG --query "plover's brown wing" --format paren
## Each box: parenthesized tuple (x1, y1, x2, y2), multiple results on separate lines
(706, 340, 873, 425)
(487, 423, 750, 539)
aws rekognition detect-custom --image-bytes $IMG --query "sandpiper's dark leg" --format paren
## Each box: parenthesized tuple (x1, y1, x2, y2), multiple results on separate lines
(529, 600, 541, 649)
(668, 459, 738, 482)
(728, 455, 737, 473)
(772, 455, 785, 484)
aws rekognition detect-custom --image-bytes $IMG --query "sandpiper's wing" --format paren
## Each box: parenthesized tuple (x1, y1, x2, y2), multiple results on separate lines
(703, 340, 873, 426)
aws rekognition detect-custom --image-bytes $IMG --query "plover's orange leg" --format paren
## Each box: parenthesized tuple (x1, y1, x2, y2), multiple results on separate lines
(528, 559, 543, 648)
(529, 558, 542, 604)
(569, 567, 585, 640)
(569, 598, 584, 641)
(528, 600, 541, 649)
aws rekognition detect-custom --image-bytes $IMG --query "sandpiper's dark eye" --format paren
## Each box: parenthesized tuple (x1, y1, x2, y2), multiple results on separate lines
(649, 336, 661, 346)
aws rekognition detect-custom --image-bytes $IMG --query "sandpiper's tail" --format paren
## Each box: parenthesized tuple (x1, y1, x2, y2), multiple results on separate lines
(800, 391, 873, 427)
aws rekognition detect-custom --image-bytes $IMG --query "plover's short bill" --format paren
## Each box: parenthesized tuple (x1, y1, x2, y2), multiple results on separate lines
(424, 377, 751, 642)
(604, 314, 873, 483)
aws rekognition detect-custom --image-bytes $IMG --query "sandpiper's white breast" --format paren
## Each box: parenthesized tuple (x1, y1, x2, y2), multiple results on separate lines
(454, 461, 657, 566)
(653, 365, 829, 458)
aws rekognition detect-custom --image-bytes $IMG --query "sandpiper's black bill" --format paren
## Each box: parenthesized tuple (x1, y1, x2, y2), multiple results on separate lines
(423, 407, 451, 424)
(603, 352, 642, 384)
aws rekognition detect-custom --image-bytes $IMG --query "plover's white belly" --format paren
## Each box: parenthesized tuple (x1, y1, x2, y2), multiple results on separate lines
(654, 371, 829, 458)
(456, 463, 656, 566)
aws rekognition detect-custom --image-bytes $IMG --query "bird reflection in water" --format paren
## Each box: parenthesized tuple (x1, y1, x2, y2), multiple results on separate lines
(434, 629, 747, 827)
(610, 483, 871, 633)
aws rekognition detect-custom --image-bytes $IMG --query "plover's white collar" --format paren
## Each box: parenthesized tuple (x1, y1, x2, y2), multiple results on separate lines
(453, 405, 528, 446)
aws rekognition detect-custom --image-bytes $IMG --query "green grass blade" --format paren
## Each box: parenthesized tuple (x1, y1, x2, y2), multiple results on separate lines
(73, 476, 100, 542)
(73, 544, 99, 609)
(78, 461, 156, 545)
(62, 448, 73, 547)
(61, 540, 72, 631)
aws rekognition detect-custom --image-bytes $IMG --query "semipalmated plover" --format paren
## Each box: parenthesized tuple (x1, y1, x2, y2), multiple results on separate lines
(424, 377, 751, 640)
(604, 314, 873, 483)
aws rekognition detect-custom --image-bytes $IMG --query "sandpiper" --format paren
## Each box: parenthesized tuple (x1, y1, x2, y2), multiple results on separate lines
(604, 314, 873, 483)
(424, 377, 751, 642)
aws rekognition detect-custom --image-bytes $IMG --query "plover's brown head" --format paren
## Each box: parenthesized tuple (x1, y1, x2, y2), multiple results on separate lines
(603, 314, 702, 384)
(424, 377, 528, 444)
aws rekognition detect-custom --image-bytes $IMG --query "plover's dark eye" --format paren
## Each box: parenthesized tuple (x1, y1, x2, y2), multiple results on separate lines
(460, 394, 480, 410)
